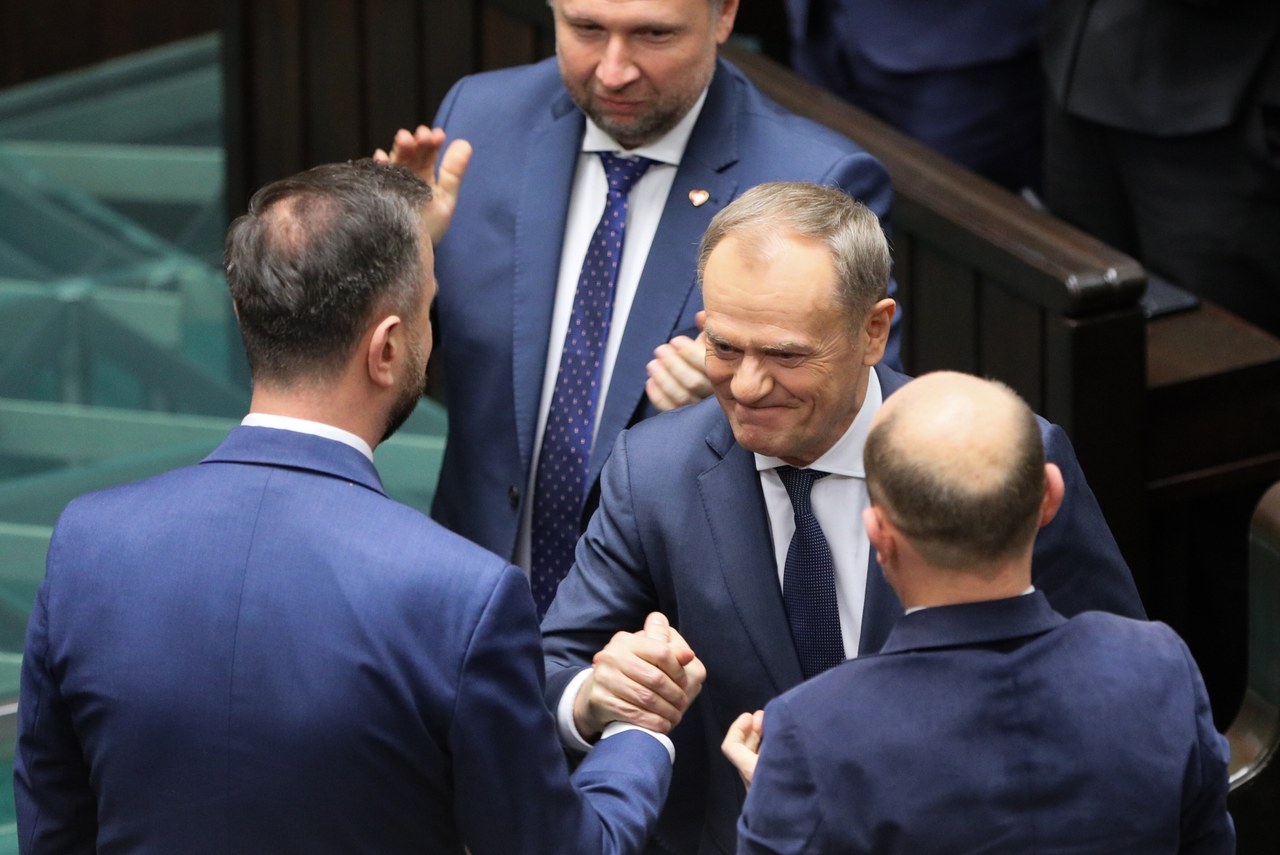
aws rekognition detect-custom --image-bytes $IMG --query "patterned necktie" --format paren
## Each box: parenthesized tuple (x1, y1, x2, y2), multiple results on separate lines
(777, 466, 846, 679)
(530, 153, 654, 618)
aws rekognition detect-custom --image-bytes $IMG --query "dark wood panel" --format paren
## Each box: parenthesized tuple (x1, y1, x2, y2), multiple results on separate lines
(909, 241, 977, 374)
(1043, 310, 1147, 574)
(365, 0, 425, 147)
(0, 1, 217, 87)
(481, 6, 545, 70)
(303, 0, 365, 164)
(978, 279, 1045, 413)
(421, 0, 479, 116)
(1146, 302, 1280, 496)
(244, 0, 306, 201)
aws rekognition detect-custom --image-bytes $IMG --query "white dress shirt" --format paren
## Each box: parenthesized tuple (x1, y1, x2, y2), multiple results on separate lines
(754, 368, 882, 659)
(557, 371, 885, 751)
(515, 90, 710, 572)
(241, 413, 374, 462)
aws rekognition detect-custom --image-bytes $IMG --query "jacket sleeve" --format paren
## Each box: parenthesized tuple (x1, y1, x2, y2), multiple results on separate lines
(541, 430, 665, 712)
(452, 565, 671, 855)
(1175, 635, 1236, 854)
(735, 698, 826, 855)
(14, 539, 98, 854)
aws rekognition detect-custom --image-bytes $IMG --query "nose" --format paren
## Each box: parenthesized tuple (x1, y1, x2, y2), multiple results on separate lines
(729, 356, 772, 404)
(595, 36, 640, 90)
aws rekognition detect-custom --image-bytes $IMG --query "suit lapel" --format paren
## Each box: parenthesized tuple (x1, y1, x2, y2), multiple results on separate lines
(697, 415, 804, 693)
(513, 94, 585, 476)
(589, 62, 742, 485)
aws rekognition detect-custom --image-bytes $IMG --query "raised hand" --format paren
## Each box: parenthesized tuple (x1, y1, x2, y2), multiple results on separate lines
(373, 125, 472, 245)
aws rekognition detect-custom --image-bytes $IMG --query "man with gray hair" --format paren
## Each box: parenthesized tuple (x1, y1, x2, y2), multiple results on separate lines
(379, 0, 902, 619)
(723, 372, 1234, 854)
(542, 182, 1146, 853)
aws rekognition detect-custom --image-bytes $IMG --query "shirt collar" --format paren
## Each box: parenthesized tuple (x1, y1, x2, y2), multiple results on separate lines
(580, 86, 709, 167)
(753, 367, 883, 477)
(241, 413, 374, 462)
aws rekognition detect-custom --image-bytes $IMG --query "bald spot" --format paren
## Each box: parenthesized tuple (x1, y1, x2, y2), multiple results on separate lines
(261, 193, 339, 259)
(875, 372, 1027, 497)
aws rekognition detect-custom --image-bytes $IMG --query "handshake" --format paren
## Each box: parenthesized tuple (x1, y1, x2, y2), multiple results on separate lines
(571, 612, 764, 788)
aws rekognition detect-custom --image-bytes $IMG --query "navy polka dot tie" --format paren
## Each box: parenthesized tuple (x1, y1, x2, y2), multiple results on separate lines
(530, 153, 654, 618)
(777, 466, 846, 679)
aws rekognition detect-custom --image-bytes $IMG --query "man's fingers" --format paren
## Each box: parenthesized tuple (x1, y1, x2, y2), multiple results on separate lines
(721, 710, 763, 788)
(645, 336, 712, 412)
(437, 138, 473, 200)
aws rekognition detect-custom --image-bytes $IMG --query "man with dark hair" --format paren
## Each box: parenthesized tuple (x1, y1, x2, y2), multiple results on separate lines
(723, 372, 1234, 854)
(14, 158, 694, 854)
(378, 0, 901, 618)
(542, 182, 1145, 853)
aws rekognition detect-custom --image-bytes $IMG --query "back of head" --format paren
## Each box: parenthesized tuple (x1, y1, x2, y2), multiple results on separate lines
(864, 372, 1045, 571)
(224, 160, 432, 386)
(696, 181, 890, 325)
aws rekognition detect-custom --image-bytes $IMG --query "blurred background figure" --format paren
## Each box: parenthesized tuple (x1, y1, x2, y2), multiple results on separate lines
(1043, 0, 1280, 337)
(782, 0, 1047, 193)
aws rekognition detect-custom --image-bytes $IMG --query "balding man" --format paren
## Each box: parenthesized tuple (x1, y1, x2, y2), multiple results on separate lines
(724, 372, 1234, 854)
(542, 183, 1146, 853)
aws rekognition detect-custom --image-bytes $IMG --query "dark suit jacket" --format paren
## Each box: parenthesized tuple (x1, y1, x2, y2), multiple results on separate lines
(787, 0, 1046, 74)
(543, 364, 1146, 854)
(1044, 0, 1280, 134)
(739, 592, 1234, 854)
(15, 426, 671, 855)
(428, 56, 897, 562)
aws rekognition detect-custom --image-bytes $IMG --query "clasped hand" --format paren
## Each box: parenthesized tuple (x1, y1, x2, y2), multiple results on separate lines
(573, 612, 706, 740)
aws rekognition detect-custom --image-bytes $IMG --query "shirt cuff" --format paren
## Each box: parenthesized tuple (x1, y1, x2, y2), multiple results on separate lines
(556, 668, 596, 754)
(601, 721, 676, 765)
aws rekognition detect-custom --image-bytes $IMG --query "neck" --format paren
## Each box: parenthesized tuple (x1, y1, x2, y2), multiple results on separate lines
(249, 381, 384, 451)
(893, 557, 1032, 612)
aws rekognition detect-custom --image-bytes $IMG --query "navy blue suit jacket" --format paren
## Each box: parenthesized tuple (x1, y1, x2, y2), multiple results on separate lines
(740, 593, 1234, 853)
(786, 0, 1045, 74)
(543, 365, 1146, 854)
(428, 57, 897, 562)
(15, 426, 670, 854)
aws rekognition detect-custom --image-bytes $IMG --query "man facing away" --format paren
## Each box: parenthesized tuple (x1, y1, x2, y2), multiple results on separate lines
(378, 0, 901, 615)
(14, 159, 700, 854)
(541, 182, 1146, 853)
(723, 372, 1234, 854)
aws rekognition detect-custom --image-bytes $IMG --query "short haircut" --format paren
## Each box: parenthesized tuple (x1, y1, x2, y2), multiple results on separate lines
(224, 159, 432, 385)
(864, 379, 1046, 569)
(696, 182, 890, 323)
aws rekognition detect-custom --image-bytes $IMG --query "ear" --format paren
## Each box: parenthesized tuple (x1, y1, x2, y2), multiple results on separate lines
(365, 314, 402, 389)
(860, 298, 897, 366)
(1039, 463, 1065, 529)
(714, 0, 740, 43)
(863, 505, 895, 569)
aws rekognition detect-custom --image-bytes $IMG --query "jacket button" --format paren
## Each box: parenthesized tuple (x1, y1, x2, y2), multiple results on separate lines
(508, 486, 520, 507)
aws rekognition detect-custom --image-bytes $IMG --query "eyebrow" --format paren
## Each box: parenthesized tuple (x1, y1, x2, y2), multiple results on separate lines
(759, 341, 813, 356)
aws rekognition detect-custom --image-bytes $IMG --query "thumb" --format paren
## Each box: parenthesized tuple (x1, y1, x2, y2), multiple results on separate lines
(438, 138, 473, 199)
(643, 611, 671, 642)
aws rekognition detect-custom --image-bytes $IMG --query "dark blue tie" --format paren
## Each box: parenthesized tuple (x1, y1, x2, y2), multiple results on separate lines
(777, 466, 846, 679)
(530, 153, 654, 618)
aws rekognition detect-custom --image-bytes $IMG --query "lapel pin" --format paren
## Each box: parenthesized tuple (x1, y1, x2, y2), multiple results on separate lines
(689, 189, 710, 207)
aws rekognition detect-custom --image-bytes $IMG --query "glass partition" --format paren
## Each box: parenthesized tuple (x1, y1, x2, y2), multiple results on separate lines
(0, 35, 446, 846)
